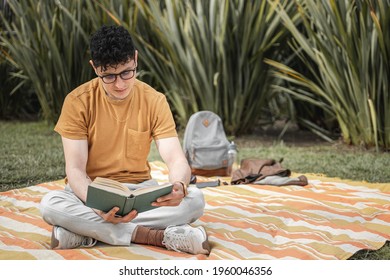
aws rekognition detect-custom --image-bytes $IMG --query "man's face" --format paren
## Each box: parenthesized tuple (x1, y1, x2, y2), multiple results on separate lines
(91, 52, 138, 100)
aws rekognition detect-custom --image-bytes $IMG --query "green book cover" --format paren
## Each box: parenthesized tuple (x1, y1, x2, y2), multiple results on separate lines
(85, 177, 173, 216)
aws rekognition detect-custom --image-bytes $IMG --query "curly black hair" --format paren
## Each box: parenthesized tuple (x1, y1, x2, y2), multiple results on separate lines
(90, 25, 136, 71)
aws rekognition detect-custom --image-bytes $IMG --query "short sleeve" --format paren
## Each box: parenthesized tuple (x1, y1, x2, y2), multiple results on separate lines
(54, 94, 88, 139)
(151, 95, 178, 140)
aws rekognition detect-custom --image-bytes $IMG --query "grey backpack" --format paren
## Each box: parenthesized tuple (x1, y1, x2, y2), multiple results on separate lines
(183, 111, 230, 176)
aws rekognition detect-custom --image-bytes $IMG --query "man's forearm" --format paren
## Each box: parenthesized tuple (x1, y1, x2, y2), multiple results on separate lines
(168, 158, 191, 185)
(66, 167, 92, 202)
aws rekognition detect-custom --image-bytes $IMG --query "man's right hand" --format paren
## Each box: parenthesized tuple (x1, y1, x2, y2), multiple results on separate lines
(94, 207, 138, 224)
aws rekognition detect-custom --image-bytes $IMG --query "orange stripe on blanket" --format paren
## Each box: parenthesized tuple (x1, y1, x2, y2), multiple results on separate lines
(91, 247, 150, 260)
(0, 250, 37, 260)
(36, 180, 66, 187)
(208, 221, 381, 251)
(203, 206, 390, 239)
(200, 213, 377, 248)
(204, 189, 390, 221)
(91, 248, 131, 260)
(200, 207, 390, 249)
(0, 192, 42, 203)
(282, 190, 390, 207)
(240, 185, 390, 206)
(209, 231, 335, 260)
(52, 249, 96, 260)
(204, 198, 370, 223)
(129, 244, 207, 260)
(0, 236, 46, 250)
(1, 211, 52, 230)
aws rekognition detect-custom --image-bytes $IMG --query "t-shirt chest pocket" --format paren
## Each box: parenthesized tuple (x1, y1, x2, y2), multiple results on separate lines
(126, 129, 151, 160)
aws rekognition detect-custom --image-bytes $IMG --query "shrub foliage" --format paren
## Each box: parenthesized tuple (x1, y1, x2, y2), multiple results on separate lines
(1, 0, 389, 149)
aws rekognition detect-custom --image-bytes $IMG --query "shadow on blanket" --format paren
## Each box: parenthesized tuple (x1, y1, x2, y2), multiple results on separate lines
(1, 161, 390, 260)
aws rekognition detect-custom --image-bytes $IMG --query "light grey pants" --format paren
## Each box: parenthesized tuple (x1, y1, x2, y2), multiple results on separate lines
(39, 180, 205, 246)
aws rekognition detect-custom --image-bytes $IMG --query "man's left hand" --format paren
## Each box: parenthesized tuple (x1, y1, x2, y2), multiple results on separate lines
(152, 181, 185, 207)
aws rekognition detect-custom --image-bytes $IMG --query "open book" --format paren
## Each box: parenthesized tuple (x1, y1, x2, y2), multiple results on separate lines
(86, 177, 173, 216)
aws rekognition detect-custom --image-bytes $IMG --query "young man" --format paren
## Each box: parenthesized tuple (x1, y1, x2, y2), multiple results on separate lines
(39, 25, 210, 255)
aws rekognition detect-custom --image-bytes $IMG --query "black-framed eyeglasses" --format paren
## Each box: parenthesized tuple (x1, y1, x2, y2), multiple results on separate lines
(98, 64, 137, 84)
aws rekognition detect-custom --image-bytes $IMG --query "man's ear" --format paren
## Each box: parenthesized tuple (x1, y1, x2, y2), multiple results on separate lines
(89, 60, 95, 68)
(89, 60, 98, 75)
(134, 50, 138, 65)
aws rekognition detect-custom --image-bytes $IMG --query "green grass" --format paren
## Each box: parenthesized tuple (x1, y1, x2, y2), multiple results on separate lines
(1, 120, 389, 259)
(0, 121, 65, 191)
(236, 138, 390, 183)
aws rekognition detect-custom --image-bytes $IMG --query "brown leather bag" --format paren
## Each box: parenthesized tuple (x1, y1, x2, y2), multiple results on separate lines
(191, 167, 229, 177)
(231, 158, 291, 184)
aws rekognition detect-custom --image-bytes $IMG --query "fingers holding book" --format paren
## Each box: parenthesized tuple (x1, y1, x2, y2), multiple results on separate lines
(152, 182, 185, 207)
(94, 207, 138, 224)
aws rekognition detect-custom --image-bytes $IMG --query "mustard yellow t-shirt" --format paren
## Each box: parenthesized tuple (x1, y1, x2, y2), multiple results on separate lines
(54, 78, 178, 183)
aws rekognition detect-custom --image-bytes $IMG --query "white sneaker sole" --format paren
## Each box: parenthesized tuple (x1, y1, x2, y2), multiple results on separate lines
(197, 226, 211, 255)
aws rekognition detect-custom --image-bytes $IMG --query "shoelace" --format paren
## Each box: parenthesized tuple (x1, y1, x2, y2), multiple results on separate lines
(164, 232, 192, 252)
(67, 233, 95, 248)
(81, 237, 97, 247)
(67, 234, 85, 248)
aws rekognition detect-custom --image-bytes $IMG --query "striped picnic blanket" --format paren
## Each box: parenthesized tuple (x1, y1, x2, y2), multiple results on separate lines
(1, 161, 390, 260)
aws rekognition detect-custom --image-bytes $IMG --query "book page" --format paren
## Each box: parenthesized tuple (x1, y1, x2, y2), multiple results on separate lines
(89, 182, 131, 196)
(91, 177, 132, 196)
(131, 183, 173, 196)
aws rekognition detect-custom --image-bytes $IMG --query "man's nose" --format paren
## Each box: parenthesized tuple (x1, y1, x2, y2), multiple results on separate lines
(114, 75, 126, 87)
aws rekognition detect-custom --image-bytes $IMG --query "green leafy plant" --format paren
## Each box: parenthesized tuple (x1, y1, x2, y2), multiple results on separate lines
(0, 0, 106, 122)
(0, 59, 37, 120)
(103, 0, 297, 135)
(267, 0, 390, 150)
